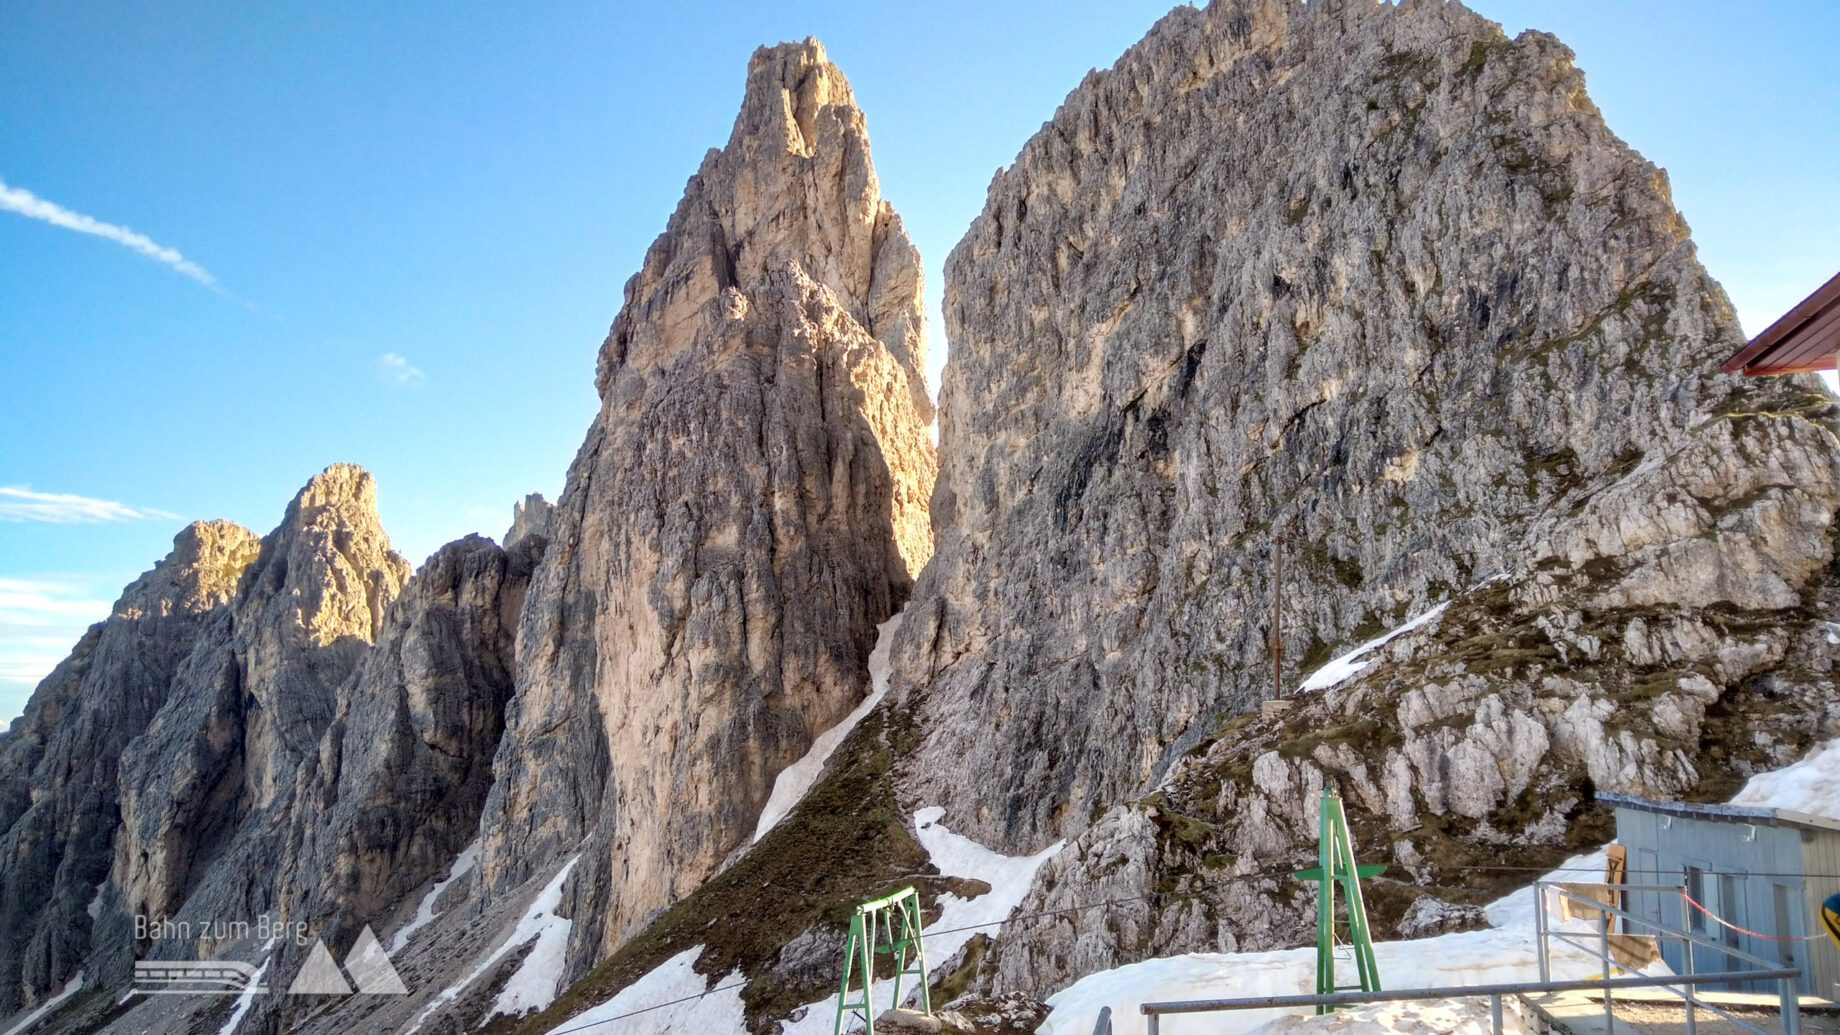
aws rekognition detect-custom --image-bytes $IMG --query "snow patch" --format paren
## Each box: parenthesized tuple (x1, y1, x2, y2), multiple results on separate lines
(214, 939, 277, 1035)
(1041, 848, 1632, 1035)
(1298, 602, 1450, 693)
(406, 855, 578, 1033)
(391, 837, 481, 953)
(1731, 735, 1840, 822)
(755, 612, 905, 843)
(86, 885, 104, 921)
(539, 946, 744, 1035)
(489, 887, 576, 1019)
(912, 805, 1064, 966)
(777, 809, 1064, 1035)
(1, 971, 84, 1035)
(1245, 996, 1527, 1035)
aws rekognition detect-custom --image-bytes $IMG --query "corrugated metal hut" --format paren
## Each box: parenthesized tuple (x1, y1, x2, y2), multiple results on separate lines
(1600, 792, 1840, 997)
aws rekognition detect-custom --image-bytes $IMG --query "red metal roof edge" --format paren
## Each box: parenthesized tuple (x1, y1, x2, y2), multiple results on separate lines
(1722, 268, 1840, 374)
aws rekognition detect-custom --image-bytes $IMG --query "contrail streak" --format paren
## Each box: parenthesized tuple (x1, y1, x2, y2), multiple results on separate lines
(0, 174, 219, 289)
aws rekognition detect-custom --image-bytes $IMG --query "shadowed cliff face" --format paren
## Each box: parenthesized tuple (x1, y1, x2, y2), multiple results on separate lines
(890, 0, 1837, 862)
(21, 466, 538, 1035)
(474, 36, 937, 977)
(288, 534, 537, 933)
(109, 464, 410, 944)
(0, 520, 259, 1016)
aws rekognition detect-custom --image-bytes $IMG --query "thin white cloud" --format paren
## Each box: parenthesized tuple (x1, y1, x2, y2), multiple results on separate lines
(0, 174, 220, 289)
(0, 487, 180, 524)
(0, 575, 121, 725)
(0, 579, 118, 624)
(377, 352, 426, 386)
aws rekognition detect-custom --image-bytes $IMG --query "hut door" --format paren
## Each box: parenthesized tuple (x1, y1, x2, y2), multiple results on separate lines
(1718, 871, 1751, 990)
(1772, 883, 1807, 994)
(1637, 849, 1661, 926)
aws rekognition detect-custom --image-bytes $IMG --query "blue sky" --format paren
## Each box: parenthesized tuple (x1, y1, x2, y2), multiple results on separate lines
(3, 1, 1838, 726)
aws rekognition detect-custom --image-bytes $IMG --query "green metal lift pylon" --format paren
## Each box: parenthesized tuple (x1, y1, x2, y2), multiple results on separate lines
(1293, 787, 1384, 1013)
(832, 886, 930, 1035)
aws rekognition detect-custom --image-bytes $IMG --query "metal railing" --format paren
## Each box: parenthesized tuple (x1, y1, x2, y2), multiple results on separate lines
(1088, 880, 1806, 1035)
(1538, 881, 1803, 1035)
(1136, 968, 1799, 1034)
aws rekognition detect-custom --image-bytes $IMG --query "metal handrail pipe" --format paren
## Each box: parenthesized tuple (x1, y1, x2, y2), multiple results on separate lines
(1139, 968, 1800, 1015)
(1539, 883, 1788, 968)
(1544, 914, 1788, 1035)
(1090, 1005, 1112, 1035)
(1546, 925, 1785, 974)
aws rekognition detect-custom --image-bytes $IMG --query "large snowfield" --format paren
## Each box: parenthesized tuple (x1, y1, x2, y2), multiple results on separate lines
(537, 947, 746, 1035)
(1037, 849, 1615, 1035)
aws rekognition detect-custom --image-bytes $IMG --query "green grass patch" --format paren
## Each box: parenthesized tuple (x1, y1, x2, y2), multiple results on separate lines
(491, 709, 937, 1035)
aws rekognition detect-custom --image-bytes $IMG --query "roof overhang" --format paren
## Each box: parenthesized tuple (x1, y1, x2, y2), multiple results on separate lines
(1599, 790, 1840, 835)
(1723, 269, 1840, 376)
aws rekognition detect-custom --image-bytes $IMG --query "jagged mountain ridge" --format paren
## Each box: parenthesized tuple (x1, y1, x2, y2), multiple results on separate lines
(502, 0, 1838, 1027)
(0, 520, 259, 1018)
(0, 35, 939, 1035)
(3, 4, 1837, 1034)
(470, 34, 938, 983)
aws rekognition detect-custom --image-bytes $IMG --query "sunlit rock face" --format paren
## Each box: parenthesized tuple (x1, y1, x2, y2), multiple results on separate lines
(888, 0, 1837, 952)
(473, 35, 938, 975)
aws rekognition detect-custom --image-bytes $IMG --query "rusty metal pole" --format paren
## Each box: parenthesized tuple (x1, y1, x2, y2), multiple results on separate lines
(1272, 529, 1284, 700)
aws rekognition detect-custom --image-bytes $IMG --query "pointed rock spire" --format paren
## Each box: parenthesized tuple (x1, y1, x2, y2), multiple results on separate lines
(471, 37, 937, 981)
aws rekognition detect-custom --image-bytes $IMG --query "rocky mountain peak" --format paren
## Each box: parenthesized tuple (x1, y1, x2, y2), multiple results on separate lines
(505, 491, 555, 549)
(246, 461, 408, 647)
(112, 519, 261, 621)
(472, 35, 938, 978)
(897, 0, 1836, 862)
(735, 38, 855, 160)
(0, 522, 263, 1017)
(600, 38, 931, 423)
